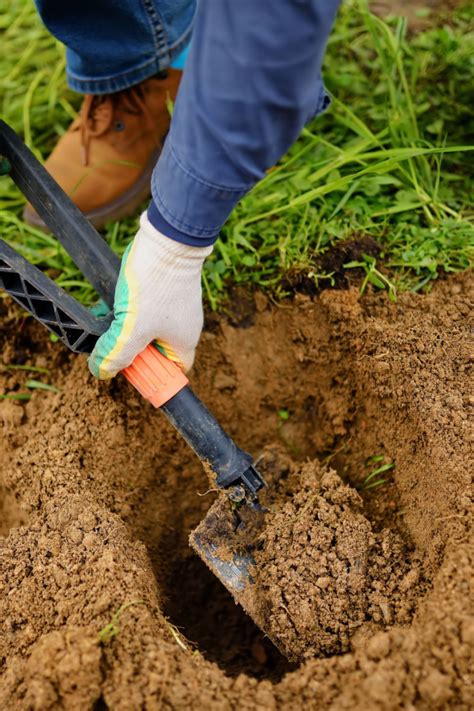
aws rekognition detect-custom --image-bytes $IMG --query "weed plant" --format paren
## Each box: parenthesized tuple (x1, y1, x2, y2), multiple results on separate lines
(357, 454, 395, 491)
(1, 0, 472, 308)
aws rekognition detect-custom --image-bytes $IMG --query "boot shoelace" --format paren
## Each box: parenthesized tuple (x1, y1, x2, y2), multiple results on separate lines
(79, 85, 157, 165)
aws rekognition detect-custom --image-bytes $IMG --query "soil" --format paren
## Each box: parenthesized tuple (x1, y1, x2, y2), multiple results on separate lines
(251, 458, 426, 662)
(370, 0, 467, 30)
(282, 235, 383, 296)
(0, 271, 472, 710)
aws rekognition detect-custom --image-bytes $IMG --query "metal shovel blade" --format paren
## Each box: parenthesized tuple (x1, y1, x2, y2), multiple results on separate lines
(189, 494, 286, 654)
(190, 497, 258, 594)
(190, 530, 255, 594)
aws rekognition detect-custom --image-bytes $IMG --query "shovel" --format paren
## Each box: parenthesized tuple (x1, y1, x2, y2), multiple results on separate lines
(0, 120, 275, 650)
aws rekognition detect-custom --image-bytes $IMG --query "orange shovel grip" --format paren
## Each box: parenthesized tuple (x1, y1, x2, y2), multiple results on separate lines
(122, 343, 188, 408)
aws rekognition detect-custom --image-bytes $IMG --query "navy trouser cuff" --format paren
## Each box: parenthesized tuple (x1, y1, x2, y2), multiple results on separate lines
(65, 27, 192, 95)
(151, 137, 251, 242)
(147, 200, 217, 247)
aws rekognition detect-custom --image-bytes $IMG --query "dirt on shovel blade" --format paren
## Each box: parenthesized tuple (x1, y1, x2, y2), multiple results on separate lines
(190, 495, 277, 649)
(190, 497, 260, 594)
(0, 271, 472, 709)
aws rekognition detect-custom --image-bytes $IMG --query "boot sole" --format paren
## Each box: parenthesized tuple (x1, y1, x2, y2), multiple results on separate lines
(22, 149, 160, 232)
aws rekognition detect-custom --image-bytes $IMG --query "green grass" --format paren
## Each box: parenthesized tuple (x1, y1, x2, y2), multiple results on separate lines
(1, 0, 473, 309)
(97, 599, 146, 644)
(357, 455, 395, 491)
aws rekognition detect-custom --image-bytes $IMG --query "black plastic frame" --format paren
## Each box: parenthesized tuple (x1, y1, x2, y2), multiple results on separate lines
(0, 119, 119, 353)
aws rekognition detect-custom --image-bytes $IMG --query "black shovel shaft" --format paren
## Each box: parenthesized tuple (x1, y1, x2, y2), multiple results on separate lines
(0, 235, 263, 492)
(163, 387, 264, 495)
(0, 120, 265, 497)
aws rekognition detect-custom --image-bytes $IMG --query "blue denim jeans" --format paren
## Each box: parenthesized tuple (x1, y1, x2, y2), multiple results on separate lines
(35, 0, 340, 244)
(35, 0, 195, 94)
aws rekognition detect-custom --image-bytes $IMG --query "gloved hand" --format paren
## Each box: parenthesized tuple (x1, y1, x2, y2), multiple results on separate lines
(88, 212, 212, 379)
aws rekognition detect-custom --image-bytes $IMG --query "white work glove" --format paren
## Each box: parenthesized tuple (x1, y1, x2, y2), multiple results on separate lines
(88, 211, 212, 379)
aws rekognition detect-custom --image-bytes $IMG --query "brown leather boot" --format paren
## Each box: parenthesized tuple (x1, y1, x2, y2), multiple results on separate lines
(23, 70, 181, 230)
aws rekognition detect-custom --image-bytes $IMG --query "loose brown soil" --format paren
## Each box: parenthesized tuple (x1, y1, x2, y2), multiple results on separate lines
(0, 272, 472, 710)
(251, 458, 426, 662)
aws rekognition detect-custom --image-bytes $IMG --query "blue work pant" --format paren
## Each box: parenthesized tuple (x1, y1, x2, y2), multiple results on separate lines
(35, 0, 341, 244)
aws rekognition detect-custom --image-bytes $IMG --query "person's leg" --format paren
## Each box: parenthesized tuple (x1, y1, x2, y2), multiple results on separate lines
(150, 0, 340, 245)
(88, 0, 343, 380)
(24, 0, 194, 229)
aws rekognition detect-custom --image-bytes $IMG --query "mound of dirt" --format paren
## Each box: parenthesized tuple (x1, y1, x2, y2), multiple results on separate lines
(0, 272, 472, 709)
(251, 459, 423, 661)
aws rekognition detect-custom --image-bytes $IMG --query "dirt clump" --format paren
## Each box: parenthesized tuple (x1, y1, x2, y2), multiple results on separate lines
(0, 271, 472, 709)
(252, 459, 422, 661)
